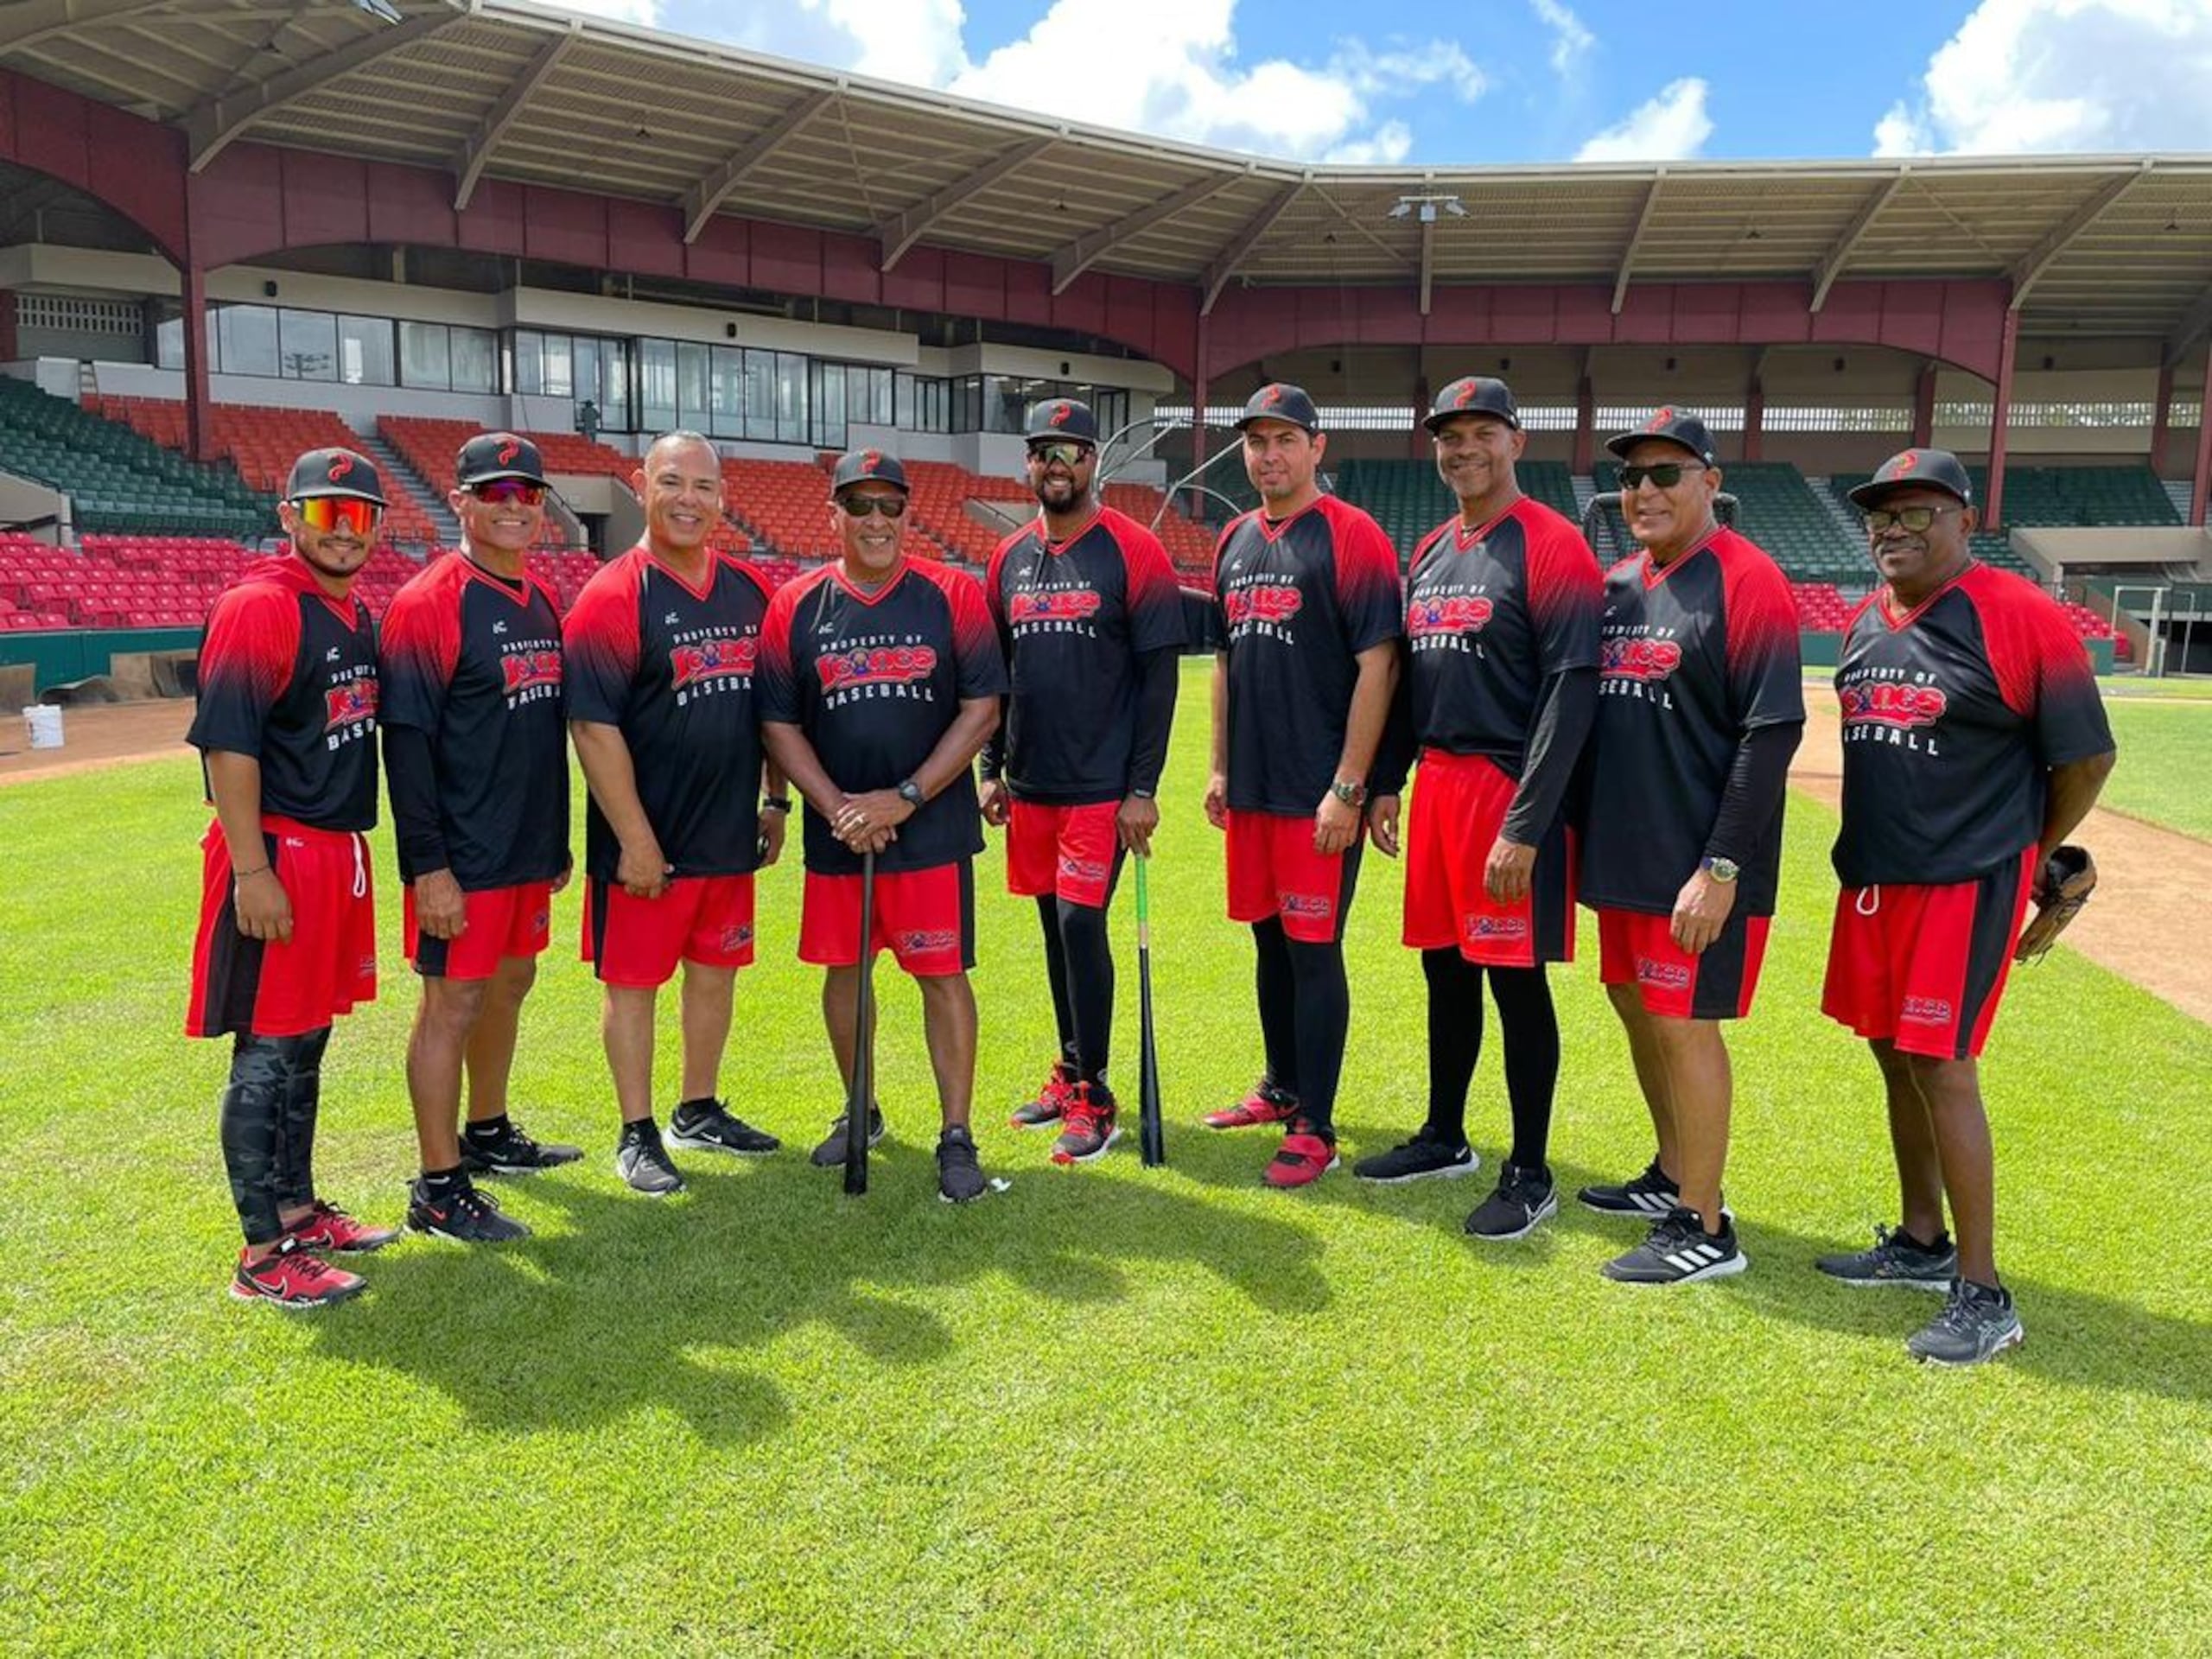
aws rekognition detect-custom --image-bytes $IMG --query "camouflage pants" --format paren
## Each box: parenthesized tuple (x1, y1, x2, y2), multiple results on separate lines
(218, 1027, 330, 1245)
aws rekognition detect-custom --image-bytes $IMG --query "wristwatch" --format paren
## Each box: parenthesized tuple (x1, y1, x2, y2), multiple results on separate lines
(1331, 776, 1368, 808)
(1129, 785, 1156, 800)
(761, 794, 793, 815)
(1701, 855, 1741, 884)
(896, 779, 925, 809)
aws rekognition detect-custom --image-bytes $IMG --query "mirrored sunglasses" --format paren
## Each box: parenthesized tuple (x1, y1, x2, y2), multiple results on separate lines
(295, 496, 382, 536)
(470, 480, 545, 506)
(1027, 442, 1094, 468)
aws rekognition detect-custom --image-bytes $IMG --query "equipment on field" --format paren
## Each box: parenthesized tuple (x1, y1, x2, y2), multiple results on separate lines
(2014, 843, 2096, 963)
(843, 849, 877, 1195)
(1135, 854, 1166, 1166)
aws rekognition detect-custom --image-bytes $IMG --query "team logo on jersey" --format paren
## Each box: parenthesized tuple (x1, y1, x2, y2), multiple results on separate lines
(1058, 853, 1109, 887)
(898, 929, 957, 956)
(721, 924, 755, 953)
(817, 643, 938, 691)
(1636, 955, 1690, 992)
(1224, 584, 1303, 626)
(500, 649, 565, 696)
(323, 678, 379, 729)
(1408, 594, 1494, 639)
(671, 635, 759, 690)
(1009, 589, 1103, 624)
(1901, 995, 1955, 1027)
(1838, 681, 1947, 730)
(1466, 914, 1529, 942)
(1281, 893, 1334, 919)
(1599, 637, 1683, 682)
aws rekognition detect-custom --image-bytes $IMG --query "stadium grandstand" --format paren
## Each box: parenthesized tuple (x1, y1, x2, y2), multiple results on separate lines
(3, 0, 2211, 690)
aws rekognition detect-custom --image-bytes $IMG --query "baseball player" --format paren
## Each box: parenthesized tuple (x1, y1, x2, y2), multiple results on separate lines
(1578, 409, 1804, 1284)
(758, 449, 1007, 1204)
(565, 430, 786, 1197)
(1203, 384, 1402, 1188)
(1815, 447, 2115, 1363)
(1362, 378, 1602, 1240)
(381, 433, 577, 1244)
(981, 397, 1187, 1166)
(187, 446, 398, 1306)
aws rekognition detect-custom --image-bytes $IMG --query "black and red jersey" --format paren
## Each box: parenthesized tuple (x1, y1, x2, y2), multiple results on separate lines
(759, 557, 1007, 876)
(1581, 528, 1804, 915)
(563, 545, 772, 881)
(1405, 497, 1603, 767)
(1833, 563, 2113, 887)
(1212, 494, 1402, 816)
(985, 505, 1187, 804)
(379, 554, 569, 888)
(188, 556, 379, 831)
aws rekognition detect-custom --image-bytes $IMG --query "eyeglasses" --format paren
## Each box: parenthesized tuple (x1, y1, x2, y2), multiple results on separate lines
(1027, 442, 1094, 468)
(294, 496, 382, 536)
(1618, 462, 1705, 491)
(470, 480, 545, 506)
(1865, 505, 1963, 534)
(837, 494, 907, 519)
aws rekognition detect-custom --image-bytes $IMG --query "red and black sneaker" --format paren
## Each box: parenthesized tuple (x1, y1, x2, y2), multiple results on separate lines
(229, 1237, 367, 1308)
(1262, 1118, 1339, 1190)
(286, 1198, 400, 1255)
(1010, 1061, 1077, 1130)
(1204, 1077, 1300, 1131)
(1050, 1084, 1121, 1166)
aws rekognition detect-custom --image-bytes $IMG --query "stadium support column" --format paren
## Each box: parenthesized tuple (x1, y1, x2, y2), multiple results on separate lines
(1572, 371, 1594, 475)
(0, 290, 15, 362)
(1410, 375, 1428, 461)
(1189, 371, 1209, 522)
(2192, 351, 2212, 528)
(1912, 360, 1937, 449)
(2151, 361, 2173, 478)
(182, 264, 213, 464)
(1744, 377, 1764, 462)
(1985, 308, 2020, 532)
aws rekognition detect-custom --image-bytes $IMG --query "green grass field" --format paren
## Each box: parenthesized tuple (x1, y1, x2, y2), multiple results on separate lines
(2097, 699, 2212, 839)
(3, 663, 2209, 1653)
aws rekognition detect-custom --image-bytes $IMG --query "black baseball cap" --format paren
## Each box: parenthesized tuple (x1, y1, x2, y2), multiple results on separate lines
(1425, 376, 1520, 434)
(457, 431, 548, 489)
(285, 447, 386, 505)
(1025, 398, 1099, 446)
(1236, 382, 1320, 435)
(830, 447, 909, 493)
(1605, 407, 1719, 467)
(1848, 448, 1974, 510)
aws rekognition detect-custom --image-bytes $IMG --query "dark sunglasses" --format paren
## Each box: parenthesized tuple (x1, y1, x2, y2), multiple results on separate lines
(294, 496, 382, 536)
(837, 494, 907, 519)
(1027, 442, 1094, 468)
(1618, 461, 1705, 491)
(1866, 505, 1963, 535)
(470, 480, 545, 506)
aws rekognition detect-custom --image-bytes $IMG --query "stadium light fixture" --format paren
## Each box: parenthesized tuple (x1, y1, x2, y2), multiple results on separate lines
(1390, 193, 1467, 224)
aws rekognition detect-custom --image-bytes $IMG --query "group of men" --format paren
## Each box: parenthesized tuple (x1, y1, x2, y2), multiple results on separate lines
(186, 377, 2113, 1367)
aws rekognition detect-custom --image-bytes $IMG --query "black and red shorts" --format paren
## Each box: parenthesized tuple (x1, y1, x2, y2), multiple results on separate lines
(1403, 748, 1575, 967)
(187, 816, 377, 1039)
(1005, 798, 1122, 909)
(583, 874, 755, 988)
(1821, 849, 2037, 1060)
(1597, 904, 1770, 1021)
(800, 859, 976, 977)
(1224, 809, 1362, 945)
(406, 880, 555, 981)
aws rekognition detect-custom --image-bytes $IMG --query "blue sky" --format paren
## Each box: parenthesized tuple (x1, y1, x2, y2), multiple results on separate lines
(563, 0, 2212, 166)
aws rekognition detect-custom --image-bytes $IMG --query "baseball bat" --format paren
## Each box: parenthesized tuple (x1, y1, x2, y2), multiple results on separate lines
(1135, 852, 1166, 1166)
(842, 848, 876, 1195)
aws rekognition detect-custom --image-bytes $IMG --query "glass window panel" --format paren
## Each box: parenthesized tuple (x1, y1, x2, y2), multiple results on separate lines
(337, 316, 393, 386)
(599, 338, 630, 428)
(542, 333, 572, 398)
(574, 338, 599, 413)
(218, 305, 279, 378)
(277, 309, 335, 381)
(451, 326, 496, 394)
(155, 313, 184, 372)
(639, 339, 677, 433)
(741, 350, 775, 441)
(399, 321, 450, 391)
(775, 353, 806, 444)
(709, 346, 743, 438)
(677, 341, 710, 429)
(815, 361, 846, 448)
(512, 330, 543, 396)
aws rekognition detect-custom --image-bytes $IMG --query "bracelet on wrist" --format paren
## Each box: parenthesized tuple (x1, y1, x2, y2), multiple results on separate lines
(232, 865, 270, 880)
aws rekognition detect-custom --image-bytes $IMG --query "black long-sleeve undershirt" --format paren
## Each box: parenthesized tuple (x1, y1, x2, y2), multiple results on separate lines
(1703, 720, 1802, 867)
(1501, 665, 1597, 845)
(382, 724, 448, 879)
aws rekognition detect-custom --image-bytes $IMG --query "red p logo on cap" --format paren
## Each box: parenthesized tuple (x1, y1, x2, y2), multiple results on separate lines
(497, 437, 521, 467)
(327, 455, 353, 482)
(1048, 404, 1072, 427)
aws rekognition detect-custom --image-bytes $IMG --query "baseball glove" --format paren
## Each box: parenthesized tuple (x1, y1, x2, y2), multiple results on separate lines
(2013, 844, 2096, 963)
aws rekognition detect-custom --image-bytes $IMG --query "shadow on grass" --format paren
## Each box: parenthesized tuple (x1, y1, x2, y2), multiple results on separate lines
(302, 1138, 1327, 1445)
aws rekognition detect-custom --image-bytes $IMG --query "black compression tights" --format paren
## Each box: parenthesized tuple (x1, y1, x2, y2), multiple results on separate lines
(1037, 895, 1115, 1088)
(218, 1027, 331, 1246)
(1253, 918, 1351, 1132)
(1421, 948, 1560, 1169)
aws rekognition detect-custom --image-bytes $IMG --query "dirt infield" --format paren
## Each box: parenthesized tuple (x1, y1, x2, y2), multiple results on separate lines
(0, 699, 194, 785)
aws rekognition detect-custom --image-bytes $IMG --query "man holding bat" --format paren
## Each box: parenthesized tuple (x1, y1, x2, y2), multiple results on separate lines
(759, 449, 1006, 1204)
(981, 397, 1186, 1166)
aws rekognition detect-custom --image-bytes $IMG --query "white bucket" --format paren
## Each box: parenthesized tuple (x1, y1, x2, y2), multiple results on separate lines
(23, 703, 63, 750)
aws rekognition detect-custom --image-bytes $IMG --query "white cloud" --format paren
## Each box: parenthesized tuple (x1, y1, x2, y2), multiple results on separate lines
(1529, 0, 1594, 75)
(1873, 0, 2212, 156)
(1573, 78, 1712, 162)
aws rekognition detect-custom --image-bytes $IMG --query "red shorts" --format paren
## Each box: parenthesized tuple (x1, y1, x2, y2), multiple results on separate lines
(1821, 849, 2037, 1060)
(1402, 749, 1575, 966)
(1224, 809, 1362, 945)
(1006, 798, 1122, 909)
(800, 860, 975, 977)
(1597, 905, 1770, 1021)
(583, 874, 755, 988)
(186, 817, 377, 1039)
(405, 880, 555, 980)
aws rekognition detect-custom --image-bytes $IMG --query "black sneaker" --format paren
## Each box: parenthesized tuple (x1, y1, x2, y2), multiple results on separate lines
(1578, 1158, 1680, 1218)
(667, 1099, 780, 1157)
(1815, 1224, 1958, 1290)
(937, 1125, 989, 1204)
(1600, 1205, 1747, 1285)
(406, 1178, 531, 1243)
(615, 1120, 684, 1196)
(1464, 1162, 1558, 1242)
(810, 1106, 887, 1168)
(1908, 1279, 2024, 1366)
(461, 1117, 584, 1175)
(1352, 1125, 1478, 1185)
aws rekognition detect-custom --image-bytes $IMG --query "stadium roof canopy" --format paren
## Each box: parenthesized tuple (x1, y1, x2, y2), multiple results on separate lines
(8, 0, 2212, 357)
